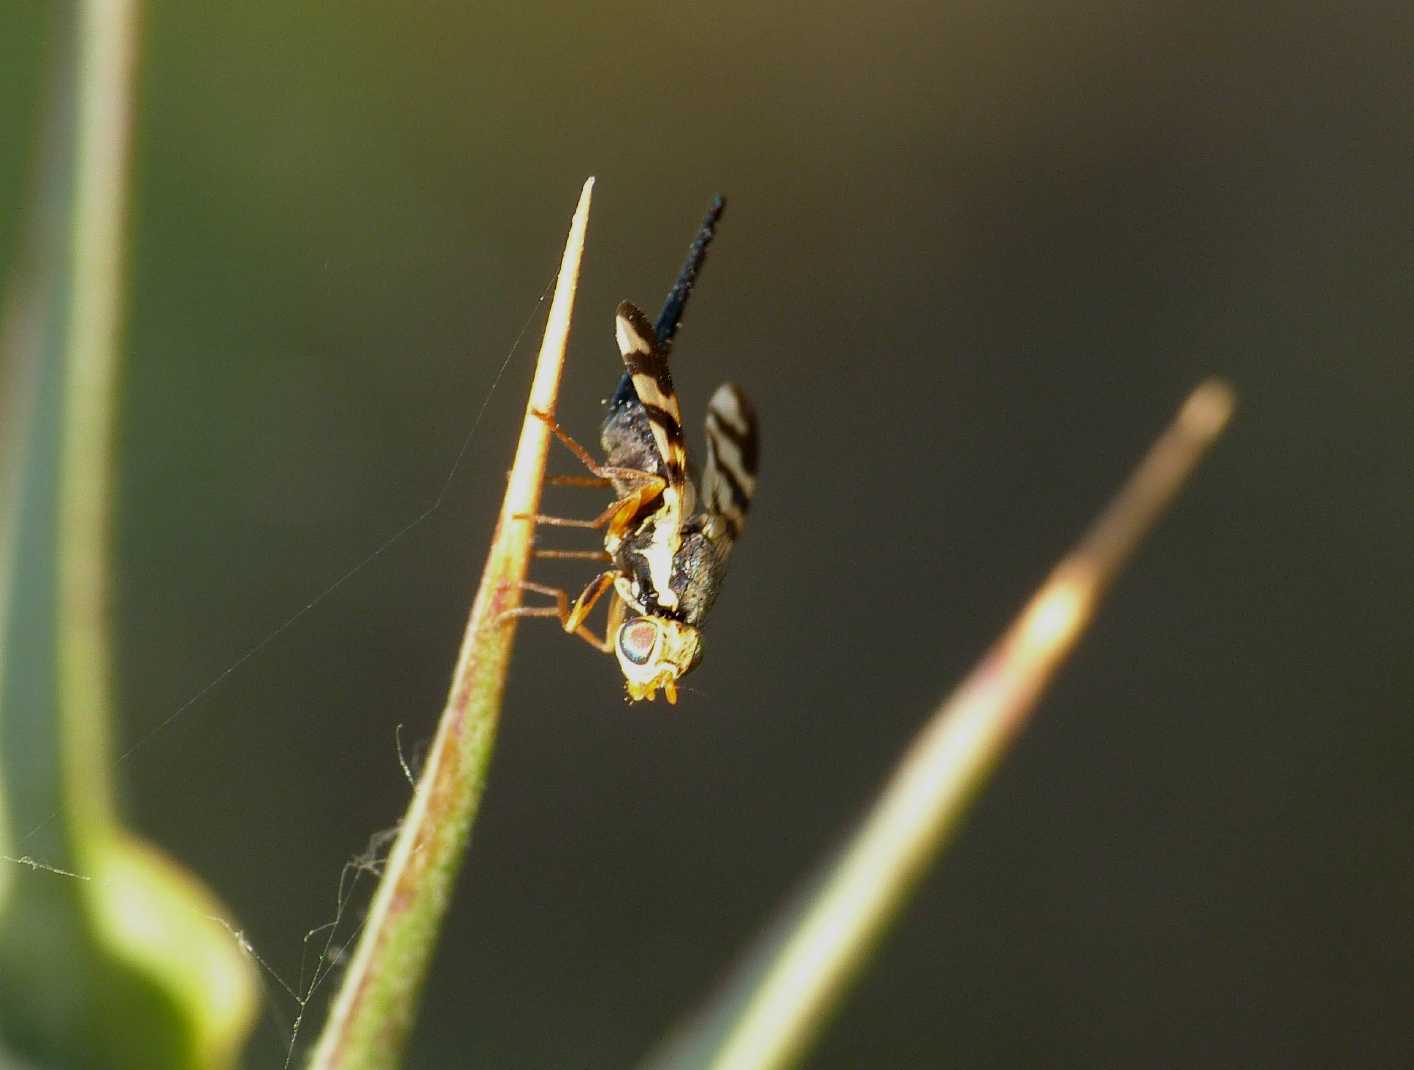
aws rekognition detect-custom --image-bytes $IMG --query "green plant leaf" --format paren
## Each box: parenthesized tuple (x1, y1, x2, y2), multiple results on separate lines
(0, 4, 257, 1066)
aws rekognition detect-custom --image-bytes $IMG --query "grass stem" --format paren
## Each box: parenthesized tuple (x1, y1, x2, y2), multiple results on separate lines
(651, 380, 1236, 1070)
(307, 177, 595, 1070)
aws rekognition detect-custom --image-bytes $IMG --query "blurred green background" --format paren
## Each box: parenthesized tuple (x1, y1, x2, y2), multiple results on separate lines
(2, 2, 1411, 1066)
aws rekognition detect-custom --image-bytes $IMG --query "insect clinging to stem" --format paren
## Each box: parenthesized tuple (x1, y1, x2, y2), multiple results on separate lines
(505, 196, 759, 703)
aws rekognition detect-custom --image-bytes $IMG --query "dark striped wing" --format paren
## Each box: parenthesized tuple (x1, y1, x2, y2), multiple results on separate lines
(701, 382, 758, 540)
(614, 301, 691, 503)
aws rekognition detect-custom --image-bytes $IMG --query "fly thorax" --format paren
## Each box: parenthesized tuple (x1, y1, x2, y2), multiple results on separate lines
(640, 536, 679, 612)
(623, 510, 681, 614)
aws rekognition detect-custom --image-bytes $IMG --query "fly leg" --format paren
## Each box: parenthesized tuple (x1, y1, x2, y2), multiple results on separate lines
(517, 409, 666, 543)
(517, 479, 663, 534)
(526, 408, 666, 509)
(499, 573, 621, 653)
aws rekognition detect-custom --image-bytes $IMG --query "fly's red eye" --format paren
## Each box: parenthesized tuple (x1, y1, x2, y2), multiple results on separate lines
(618, 619, 658, 665)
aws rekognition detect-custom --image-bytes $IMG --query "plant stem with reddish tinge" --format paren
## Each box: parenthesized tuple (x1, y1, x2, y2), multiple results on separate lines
(648, 380, 1235, 1070)
(307, 178, 595, 1070)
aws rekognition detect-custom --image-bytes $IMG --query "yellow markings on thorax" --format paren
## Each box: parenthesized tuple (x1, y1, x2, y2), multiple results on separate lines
(641, 489, 683, 611)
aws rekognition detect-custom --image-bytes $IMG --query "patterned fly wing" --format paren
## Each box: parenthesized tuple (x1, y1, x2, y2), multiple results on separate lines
(614, 301, 694, 518)
(701, 382, 758, 540)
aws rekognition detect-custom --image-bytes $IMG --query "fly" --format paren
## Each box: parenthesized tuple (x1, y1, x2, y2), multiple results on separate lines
(506, 197, 758, 703)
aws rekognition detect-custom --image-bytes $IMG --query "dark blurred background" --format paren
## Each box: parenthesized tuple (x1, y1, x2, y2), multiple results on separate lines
(3, 3, 1411, 1066)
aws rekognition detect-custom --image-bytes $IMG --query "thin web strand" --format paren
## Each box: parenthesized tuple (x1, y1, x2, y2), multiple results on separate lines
(17, 276, 554, 847)
(1, 266, 567, 1064)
